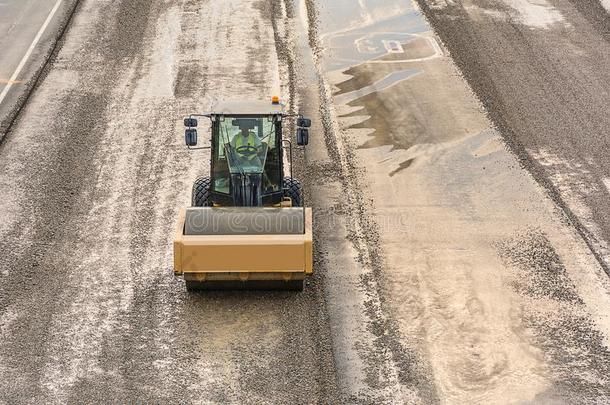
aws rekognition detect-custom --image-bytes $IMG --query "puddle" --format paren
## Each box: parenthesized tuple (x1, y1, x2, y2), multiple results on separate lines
(316, 0, 453, 152)
(334, 68, 421, 105)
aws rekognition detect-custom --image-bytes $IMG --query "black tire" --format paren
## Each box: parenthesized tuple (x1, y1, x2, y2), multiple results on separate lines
(192, 176, 212, 207)
(282, 177, 303, 207)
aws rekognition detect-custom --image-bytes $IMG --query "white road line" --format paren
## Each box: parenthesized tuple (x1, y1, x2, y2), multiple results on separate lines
(0, 0, 63, 106)
(367, 35, 443, 64)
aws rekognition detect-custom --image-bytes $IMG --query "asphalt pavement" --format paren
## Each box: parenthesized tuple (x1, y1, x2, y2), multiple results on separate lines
(0, 0, 78, 138)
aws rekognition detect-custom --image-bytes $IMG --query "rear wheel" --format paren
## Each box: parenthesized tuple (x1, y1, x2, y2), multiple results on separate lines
(282, 177, 303, 207)
(192, 176, 212, 207)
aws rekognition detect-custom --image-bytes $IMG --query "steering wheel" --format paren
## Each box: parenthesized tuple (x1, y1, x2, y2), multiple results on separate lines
(236, 144, 258, 156)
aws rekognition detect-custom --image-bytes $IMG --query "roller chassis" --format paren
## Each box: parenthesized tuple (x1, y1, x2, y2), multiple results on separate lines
(174, 100, 312, 291)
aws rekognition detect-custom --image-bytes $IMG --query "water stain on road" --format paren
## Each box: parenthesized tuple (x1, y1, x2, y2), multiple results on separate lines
(315, 0, 610, 403)
(318, 0, 446, 153)
(334, 68, 422, 105)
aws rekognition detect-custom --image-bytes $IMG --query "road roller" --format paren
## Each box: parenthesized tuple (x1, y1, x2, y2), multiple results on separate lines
(173, 98, 313, 290)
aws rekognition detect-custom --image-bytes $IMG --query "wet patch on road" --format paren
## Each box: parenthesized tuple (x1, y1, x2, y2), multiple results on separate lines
(334, 68, 422, 106)
(303, 0, 441, 402)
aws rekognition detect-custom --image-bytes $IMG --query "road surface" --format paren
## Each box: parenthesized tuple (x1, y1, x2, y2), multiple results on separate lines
(0, 0, 77, 137)
(0, 0, 609, 403)
(415, 0, 610, 276)
(0, 0, 338, 402)
(308, 0, 610, 402)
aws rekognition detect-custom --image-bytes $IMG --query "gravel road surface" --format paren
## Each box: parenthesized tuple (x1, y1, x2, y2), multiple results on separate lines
(1, 0, 610, 403)
(0, 0, 339, 402)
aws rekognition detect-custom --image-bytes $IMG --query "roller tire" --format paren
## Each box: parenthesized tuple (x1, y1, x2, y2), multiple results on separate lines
(282, 177, 303, 207)
(192, 176, 212, 207)
(186, 279, 304, 291)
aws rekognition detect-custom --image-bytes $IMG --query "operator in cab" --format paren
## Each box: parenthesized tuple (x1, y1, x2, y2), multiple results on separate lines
(232, 122, 262, 164)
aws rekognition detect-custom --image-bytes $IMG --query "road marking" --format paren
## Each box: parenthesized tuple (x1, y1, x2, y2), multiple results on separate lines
(0, 0, 63, 106)
(368, 35, 443, 64)
(0, 79, 24, 85)
(382, 40, 404, 54)
(334, 68, 422, 105)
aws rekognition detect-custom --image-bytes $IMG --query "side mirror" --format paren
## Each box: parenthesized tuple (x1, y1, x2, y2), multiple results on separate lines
(185, 128, 197, 146)
(184, 117, 198, 127)
(297, 117, 311, 128)
(297, 128, 309, 146)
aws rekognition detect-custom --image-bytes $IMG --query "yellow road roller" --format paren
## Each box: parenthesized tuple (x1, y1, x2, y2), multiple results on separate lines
(173, 99, 313, 290)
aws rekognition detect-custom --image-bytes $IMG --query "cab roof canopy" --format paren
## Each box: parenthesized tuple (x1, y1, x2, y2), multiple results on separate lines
(210, 100, 286, 116)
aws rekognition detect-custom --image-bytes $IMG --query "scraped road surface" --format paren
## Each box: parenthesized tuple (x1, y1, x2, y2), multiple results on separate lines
(0, 0, 609, 403)
(309, 0, 610, 402)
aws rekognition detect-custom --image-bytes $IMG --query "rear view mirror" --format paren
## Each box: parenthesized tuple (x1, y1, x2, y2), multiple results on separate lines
(185, 128, 198, 146)
(297, 128, 309, 146)
(184, 117, 198, 127)
(297, 117, 311, 128)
